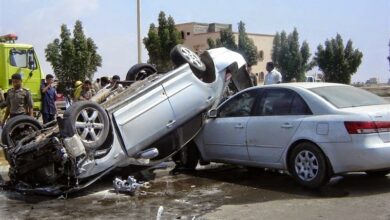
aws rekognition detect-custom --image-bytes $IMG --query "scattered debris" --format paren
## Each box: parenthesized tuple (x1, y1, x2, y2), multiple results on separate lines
(113, 176, 149, 195)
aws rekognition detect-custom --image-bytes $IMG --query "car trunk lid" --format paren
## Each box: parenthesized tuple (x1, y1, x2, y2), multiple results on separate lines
(343, 104, 390, 142)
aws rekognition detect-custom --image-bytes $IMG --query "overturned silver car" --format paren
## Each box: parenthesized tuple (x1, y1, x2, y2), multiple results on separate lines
(0, 45, 252, 195)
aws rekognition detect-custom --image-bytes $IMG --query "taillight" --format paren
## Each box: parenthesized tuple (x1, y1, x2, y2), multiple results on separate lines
(375, 121, 390, 133)
(344, 121, 390, 134)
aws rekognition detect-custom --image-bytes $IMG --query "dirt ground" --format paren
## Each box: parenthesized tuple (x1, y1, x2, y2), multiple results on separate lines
(1, 156, 390, 220)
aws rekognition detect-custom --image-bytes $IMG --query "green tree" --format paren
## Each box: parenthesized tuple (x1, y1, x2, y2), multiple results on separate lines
(207, 21, 258, 66)
(314, 34, 363, 84)
(271, 28, 312, 82)
(237, 21, 259, 66)
(45, 20, 101, 91)
(144, 11, 182, 71)
(207, 37, 216, 49)
(207, 29, 237, 51)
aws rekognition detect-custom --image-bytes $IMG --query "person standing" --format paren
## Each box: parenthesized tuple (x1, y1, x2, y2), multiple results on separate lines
(247, 65, 258, 86)
(0, 73, 34, 126)
(73, 80, 83, 102)
(41, 74, 57, 124)
(93, 78, 101, 92)
(100, 76, 110, 88)
(264, 62, 282, 85)
(109, 75, 124, 91)
(79, 80, 96, 101)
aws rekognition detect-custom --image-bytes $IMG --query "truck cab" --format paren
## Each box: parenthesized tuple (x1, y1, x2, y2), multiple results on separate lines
(0, 34, 44, 113)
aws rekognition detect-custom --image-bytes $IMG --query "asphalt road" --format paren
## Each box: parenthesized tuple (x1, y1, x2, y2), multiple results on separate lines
(1, 162, 390, 220)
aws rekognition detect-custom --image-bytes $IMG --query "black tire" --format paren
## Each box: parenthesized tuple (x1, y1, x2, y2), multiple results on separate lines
(1, 115, 42, 147)
(289, 142, 330, 188)
(170, 44, 206, 75)
(126, 63, 157, 81)
(63, 101, 110, 150)
(173, 141, 199, 170)
(365, 170, 390, 177)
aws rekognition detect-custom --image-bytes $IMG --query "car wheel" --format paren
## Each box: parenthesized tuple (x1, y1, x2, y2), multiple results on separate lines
(289, 142, 330, 188)
(365, 170, 390, 177)
(170, 44, 206, 76)
(1, 115, 42, 147)
(173, 141, 199, 170)
(63, 101, 110, 150)
(126, 63, 157, 81)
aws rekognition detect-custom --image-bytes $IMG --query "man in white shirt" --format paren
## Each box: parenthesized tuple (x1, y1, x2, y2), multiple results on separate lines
(264, 62, 282, 85)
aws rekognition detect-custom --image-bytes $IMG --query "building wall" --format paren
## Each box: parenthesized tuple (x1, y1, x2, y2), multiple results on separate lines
(176, 22, 274, 83)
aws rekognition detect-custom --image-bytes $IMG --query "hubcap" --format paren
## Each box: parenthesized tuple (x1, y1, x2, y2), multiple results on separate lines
(135, 70, 149, 80)
(75, 108, 104, 143)
(294, 150, 319, 181)
(180, 47, 204, 69)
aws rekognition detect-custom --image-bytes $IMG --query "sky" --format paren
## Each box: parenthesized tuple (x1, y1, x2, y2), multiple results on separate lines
(1, 0, 389, 83)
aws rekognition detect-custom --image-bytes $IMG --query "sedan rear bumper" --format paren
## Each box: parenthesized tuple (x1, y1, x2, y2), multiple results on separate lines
(321, 134, 390, 174)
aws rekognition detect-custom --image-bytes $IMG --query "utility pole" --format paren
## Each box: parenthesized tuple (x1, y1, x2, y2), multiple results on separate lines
(137, 0, 141, 63)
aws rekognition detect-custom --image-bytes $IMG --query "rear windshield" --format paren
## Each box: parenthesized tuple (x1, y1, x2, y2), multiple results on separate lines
(309, 86, 388, 108)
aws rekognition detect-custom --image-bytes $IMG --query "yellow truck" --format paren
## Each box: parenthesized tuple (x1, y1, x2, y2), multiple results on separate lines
(0, 34, 44, 114)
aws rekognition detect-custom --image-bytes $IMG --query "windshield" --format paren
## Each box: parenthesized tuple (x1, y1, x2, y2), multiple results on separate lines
(10, 49, 28, 68)
(310, 86, 388, 108)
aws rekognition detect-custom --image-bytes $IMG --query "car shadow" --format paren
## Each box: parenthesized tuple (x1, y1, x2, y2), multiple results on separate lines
(179, 164, 390, 204)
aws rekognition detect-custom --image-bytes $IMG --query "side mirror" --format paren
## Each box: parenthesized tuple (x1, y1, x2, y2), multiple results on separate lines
(207, 109, 218, 118)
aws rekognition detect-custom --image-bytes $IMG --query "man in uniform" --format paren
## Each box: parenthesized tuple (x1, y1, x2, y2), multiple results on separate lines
(0, 73, 34, 126)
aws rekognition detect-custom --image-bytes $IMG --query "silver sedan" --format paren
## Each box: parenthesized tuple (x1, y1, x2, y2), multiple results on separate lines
(185, 83, 390, 188)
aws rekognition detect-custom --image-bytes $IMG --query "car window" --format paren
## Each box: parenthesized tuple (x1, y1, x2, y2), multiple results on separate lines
(290, 94, 312, 115)
(256, 89, 312, 116)
(219, 90, 258, 117)
(309, 86, 388, 108)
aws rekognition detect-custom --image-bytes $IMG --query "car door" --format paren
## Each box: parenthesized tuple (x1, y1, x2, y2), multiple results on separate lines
(246, 88, 312, 163)
(113, 85, 176, 152)
(202, 89, 259, 161)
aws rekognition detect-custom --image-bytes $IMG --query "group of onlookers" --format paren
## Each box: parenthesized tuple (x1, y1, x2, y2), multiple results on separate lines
(0, 74, 123, 126)
(73, 75, 122, 102)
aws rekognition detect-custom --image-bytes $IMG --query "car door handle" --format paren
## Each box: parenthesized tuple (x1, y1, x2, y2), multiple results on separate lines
(206, 96, 214, 103)
(281, 123, 293, 128)
(234, 124, 244, 129)
(166, 120, 176, 128)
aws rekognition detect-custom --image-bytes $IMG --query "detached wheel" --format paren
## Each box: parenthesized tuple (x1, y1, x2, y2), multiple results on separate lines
(63, 101, 110, 150)
(366, 170, 390, 177)
(170, 44, 206, 76)
(172, 141, 199, 170)
(1, 115, 42, 147)
(289, 142, 330, 188)
(126, 63, 157, 81)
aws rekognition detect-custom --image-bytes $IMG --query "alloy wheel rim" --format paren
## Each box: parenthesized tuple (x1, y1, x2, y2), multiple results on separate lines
(294, 150, 319, 181)
(181, 47, 204, 69)
(75, 107, 104, 143)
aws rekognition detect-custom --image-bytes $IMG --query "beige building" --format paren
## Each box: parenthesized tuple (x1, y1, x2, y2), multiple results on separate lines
(176, 22, 275, 81)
